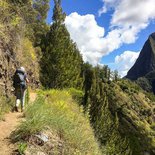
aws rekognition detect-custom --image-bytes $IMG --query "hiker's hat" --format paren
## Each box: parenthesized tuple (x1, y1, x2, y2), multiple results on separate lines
(20, 67, 25, 73)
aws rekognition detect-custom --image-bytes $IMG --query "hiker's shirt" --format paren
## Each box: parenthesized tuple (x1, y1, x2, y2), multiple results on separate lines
(14, 69, 27, 98)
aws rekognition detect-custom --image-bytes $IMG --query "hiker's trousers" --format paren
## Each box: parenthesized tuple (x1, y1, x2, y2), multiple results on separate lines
(15, 86, 26, 109)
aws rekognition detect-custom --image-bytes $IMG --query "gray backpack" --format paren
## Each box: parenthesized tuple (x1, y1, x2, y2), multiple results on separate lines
(13, 69, 26, 88)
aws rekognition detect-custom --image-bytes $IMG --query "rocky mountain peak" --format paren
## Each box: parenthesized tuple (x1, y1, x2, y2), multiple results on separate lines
(126, 32, 155, 80)
(150, 32, 155, 39)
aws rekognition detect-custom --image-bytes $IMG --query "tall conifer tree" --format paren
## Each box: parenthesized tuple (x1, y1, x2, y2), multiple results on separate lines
(40, 0, 83, 89)
(32, 0, 50, 45)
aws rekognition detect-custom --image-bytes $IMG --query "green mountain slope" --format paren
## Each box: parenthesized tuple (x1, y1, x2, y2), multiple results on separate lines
(85, 76, 155, 154)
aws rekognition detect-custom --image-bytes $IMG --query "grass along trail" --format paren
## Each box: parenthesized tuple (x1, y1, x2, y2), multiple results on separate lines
(0, 92, 37, 155)
(29, 92, 37, 103)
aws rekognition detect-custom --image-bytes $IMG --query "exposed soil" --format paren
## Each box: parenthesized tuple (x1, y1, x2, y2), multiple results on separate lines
(0, 112, 23, 155)
(0, 92, 37, 155)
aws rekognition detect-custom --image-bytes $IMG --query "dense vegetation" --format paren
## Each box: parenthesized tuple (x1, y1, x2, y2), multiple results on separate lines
(82, 66, 155, 154)
(136, 71, 155, 93)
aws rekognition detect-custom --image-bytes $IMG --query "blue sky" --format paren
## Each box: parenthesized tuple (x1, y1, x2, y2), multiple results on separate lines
(47, 0, 155, 76)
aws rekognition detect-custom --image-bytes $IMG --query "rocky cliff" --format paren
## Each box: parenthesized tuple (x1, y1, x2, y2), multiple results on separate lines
(0, 40, 40, 98)
(0, 41, 18, 97)
(126, 33, 155, 80)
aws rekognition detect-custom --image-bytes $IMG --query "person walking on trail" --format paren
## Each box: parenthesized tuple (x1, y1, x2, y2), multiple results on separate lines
(13, 67, 29, 112)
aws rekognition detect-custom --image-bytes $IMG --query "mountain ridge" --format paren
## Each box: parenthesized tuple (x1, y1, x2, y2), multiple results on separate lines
(126, 32, 155, 80)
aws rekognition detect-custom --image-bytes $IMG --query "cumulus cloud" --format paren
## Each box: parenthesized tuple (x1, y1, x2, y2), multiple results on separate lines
(65, 12, 105, 64)
(111, 0, 155, 26)
(98, 6, 107, 17)
(100, 0, 155, 44)
(65, 13, 124, 64)
(110, 51, 140, 77)
(98, 0, 119, 16)
(64, 0, 155, 65)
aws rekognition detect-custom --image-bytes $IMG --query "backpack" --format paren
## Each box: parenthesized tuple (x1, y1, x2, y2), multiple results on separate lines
(13, 71, 25, 88)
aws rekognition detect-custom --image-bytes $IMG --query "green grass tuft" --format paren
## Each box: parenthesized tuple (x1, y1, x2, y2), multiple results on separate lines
(0, 94, 15, 120)
(13, 89, 101, 154)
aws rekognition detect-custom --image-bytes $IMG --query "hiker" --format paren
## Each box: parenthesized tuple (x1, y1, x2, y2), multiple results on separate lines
(13, 67, 29, 112)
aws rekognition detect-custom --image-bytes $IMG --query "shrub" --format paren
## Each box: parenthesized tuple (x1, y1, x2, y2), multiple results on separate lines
(67, 88, 84, 104)
(0, 93, 14, 119)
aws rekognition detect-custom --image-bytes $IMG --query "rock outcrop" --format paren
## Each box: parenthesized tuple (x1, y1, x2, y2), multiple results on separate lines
(126, 33, 155, 80)
(0, 41, 18, 97)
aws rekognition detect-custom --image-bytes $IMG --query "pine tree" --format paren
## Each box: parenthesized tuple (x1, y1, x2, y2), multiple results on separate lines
(32, 0, 50, 45)
(82, 63, 94, 106)
(113, 70, 119, 81)
(40, 0, 83, 89)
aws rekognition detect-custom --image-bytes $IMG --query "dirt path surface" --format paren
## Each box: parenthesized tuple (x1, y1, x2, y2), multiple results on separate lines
(0, 112, 23, 155)
(0, 92, 37, 155)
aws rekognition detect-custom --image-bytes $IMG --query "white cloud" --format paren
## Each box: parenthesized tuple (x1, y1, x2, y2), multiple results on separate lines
(100, 0, 155, 44)
(65, 12, 105, 64)
(98, 0, 119, 16)
(65, 13, 124, 64)
(65, 13, 134, 65)
(98, 6, 107, 17)
(111, 0, 155, 27)
(110, 51, 140, 77)
(99, 0, 155, 45)
(65, 0, 155, 65)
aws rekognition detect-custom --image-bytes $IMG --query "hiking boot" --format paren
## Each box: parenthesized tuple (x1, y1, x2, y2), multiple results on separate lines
(15, 106, 18, 112)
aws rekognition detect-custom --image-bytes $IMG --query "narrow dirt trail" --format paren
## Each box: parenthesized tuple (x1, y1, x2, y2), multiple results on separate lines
(0, 112, 23, 155)
(0, 92, 37, 155)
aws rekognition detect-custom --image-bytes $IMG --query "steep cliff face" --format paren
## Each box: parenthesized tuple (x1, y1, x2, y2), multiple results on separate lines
(0, 42, 18, 97)
(0, 40, 40, 98)
(126, 33, 155, 80)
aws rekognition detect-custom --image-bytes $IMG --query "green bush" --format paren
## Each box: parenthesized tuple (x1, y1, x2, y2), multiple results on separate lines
(0, 94, 14, 119)
(67, 88, 84, 104)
